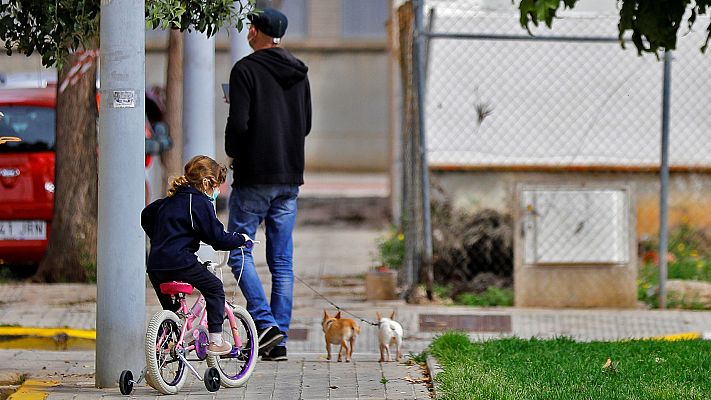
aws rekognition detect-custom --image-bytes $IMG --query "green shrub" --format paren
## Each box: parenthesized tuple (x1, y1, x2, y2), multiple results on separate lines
(376, 226, 405, 269)
(455, 287, 514, 307)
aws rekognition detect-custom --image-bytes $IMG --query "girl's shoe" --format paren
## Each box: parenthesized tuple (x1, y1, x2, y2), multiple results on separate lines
(207, 341, 233, 356)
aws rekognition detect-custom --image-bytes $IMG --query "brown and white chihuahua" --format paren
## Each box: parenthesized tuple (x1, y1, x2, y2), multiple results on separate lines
(322, 310, 361, 362)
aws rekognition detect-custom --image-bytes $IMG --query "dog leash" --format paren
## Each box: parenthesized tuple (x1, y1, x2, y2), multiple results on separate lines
(294, 274, 380, 327)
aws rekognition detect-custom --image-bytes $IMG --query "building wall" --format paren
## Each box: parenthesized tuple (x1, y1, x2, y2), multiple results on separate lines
(1, 0, 392, 173)
(143, 46, 390, 172)
(431, 170, 711, 238)
(150, 0, 392, 172)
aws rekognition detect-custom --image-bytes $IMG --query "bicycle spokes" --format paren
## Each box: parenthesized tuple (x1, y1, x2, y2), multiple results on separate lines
(153, 317, 185, 387)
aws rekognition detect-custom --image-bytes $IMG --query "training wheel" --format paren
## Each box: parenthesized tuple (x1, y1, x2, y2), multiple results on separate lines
(119, 370, 134, 395)
(204, 367, 221, 392)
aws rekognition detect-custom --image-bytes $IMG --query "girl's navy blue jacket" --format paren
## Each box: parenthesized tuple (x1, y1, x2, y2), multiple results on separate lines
(141, 186, 246, 271)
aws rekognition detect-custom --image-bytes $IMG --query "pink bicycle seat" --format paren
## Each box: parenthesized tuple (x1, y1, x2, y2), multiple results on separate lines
(160, 281, 194, 295)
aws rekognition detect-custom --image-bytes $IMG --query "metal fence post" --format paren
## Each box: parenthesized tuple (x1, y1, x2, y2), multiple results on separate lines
(658, 49, 672, 310)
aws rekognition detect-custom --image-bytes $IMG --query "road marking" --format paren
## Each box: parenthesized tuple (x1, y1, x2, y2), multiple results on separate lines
(0, 326, 95, 340)
(7, 379, 59, 400)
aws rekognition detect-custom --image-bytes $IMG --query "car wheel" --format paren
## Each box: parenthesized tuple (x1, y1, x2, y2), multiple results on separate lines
(7, 263, 39, 279)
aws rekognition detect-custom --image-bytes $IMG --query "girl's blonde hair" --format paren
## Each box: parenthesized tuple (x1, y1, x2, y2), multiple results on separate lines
(168, 155, 227, 197)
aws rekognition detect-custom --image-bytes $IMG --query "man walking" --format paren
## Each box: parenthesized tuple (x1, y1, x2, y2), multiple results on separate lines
(225, 7, 311, 362)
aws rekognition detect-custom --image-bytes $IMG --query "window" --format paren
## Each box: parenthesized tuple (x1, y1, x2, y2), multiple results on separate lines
(341, 0, 389, 39)
(0, 106, 55, 153)
(257, 0, 307, 39)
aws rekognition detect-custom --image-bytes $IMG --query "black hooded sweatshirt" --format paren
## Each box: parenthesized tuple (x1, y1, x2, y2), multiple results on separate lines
(225, 47, 312, 185)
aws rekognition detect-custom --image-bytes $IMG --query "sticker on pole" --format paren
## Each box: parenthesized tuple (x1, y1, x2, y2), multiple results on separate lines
(112, 90, 136, 108)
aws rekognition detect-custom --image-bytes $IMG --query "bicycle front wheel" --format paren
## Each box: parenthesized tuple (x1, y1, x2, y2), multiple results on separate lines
(206, 305, 258, 387)
(145, 310, 187, 394)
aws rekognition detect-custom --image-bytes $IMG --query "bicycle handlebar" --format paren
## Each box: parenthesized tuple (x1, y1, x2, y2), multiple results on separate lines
(201, 240, 260, 270)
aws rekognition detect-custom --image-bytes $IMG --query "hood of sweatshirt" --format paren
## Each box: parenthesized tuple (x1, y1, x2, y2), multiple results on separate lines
(248, 47, 308, 88)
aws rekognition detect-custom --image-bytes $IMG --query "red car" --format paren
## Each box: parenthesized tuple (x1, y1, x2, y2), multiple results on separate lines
(0, 76, 170, 274)
(0, 83, 55, 270)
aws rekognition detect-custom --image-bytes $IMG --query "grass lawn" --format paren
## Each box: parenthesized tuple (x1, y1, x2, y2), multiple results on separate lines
(429, 332, 711, 400)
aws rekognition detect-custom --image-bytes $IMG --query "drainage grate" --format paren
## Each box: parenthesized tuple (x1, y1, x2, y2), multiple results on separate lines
(419, 314, 512, 333)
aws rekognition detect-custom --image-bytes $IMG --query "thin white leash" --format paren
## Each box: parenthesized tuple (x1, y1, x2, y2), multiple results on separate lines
(294, 274, 380, 327)
(232, 247, 245, 303)
(221, 246, 378, 327)
(205, 248, 244, 305)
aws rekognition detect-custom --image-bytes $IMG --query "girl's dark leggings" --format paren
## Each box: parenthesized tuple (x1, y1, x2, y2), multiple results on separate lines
(148, 264, 226, 334)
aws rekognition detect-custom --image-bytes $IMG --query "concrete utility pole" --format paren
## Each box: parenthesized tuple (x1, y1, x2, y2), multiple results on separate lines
(96, 0, 146, 388)
(230, 25, 252, 66)
(183, 31, 216, 162)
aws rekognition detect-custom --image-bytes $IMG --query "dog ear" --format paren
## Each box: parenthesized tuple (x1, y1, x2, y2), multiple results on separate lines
(323, 310, 329, 318)
(390, 310, 396, 320)
(335, 311, 341, 319)
(376, 312, 382, 320)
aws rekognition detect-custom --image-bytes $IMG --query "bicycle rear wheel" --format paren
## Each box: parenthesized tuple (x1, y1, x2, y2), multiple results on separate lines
(145, 310, 187, 394)
(206, 304, 258, 387)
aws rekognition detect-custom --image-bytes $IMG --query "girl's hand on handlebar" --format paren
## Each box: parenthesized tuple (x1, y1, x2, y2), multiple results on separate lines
(240, 233, 257, 249)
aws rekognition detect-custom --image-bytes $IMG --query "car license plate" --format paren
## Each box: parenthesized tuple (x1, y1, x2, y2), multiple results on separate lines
(0, 220, 47, 240)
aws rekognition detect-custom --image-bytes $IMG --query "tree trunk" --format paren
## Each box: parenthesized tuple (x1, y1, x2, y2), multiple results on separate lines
(32, 50, 98, 282)
(161, 29, 184, 189)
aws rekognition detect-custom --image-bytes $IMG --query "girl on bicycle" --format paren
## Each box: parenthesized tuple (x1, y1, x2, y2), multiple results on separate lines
(141, 155, 252, 356)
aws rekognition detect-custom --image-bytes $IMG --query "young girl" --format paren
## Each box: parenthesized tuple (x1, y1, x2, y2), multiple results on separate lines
(141, 155, 251, 355)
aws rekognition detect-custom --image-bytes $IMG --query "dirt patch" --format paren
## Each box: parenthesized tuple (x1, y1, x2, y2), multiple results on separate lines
(320, 275, 365, 288)
(0, 387, 16, 400)
(297, 197, 390, 229)
(0, 373, 28, 400)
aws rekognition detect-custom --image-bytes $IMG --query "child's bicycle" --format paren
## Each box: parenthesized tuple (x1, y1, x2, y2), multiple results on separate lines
(119, 249, 259, 395)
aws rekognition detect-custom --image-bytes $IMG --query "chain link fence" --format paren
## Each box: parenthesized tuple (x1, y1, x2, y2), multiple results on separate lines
(396, 0, 711, 308)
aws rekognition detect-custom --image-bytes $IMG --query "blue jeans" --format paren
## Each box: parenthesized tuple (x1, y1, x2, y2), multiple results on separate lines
(228, 184, 298, 345)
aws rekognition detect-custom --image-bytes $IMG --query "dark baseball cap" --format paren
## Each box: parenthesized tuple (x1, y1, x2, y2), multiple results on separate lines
(248, 8, 288, 39)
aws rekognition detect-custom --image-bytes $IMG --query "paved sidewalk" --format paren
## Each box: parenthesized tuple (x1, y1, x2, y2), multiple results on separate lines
(0, 350, 429, 399)
(3, 284, 711, 399)
(2, 173, 711, 398)
(3, 278, 711, 399)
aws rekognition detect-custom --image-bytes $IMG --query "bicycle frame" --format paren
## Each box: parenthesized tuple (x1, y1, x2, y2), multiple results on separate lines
(158, 269, 244, 359)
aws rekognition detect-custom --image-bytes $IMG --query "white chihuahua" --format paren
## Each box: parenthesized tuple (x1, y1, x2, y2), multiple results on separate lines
(377, 311, 403, 362)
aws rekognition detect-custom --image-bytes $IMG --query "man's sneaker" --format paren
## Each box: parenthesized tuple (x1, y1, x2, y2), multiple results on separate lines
(261, 346, 287, 361)
(207, 341, 233, 356)
(257, 326, 285, 356)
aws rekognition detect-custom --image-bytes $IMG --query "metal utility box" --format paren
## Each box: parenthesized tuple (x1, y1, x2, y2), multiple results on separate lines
(514, 184, 637, 308)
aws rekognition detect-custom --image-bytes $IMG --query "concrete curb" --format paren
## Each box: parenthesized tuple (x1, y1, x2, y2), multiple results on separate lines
(652, 331, 703, 341)
(650, 331, 711, 341)
(425, 355, 443, 399)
